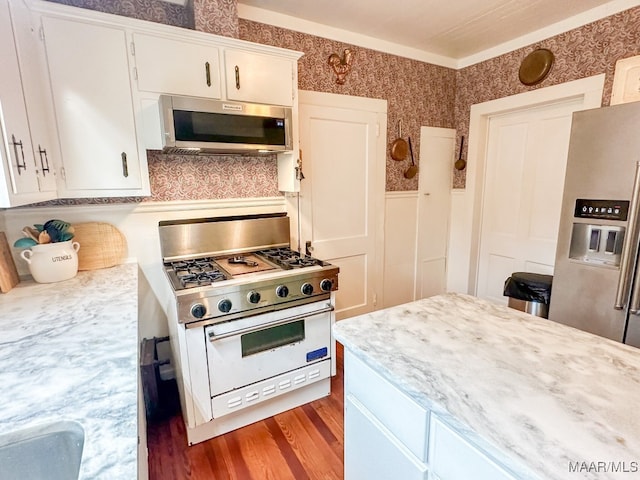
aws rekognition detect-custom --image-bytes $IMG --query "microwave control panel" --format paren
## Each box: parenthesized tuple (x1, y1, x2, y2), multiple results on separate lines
(574, 199, 629, 221)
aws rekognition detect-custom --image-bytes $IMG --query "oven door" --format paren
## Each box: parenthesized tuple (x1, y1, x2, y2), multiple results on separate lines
(205, 302, 333, 397)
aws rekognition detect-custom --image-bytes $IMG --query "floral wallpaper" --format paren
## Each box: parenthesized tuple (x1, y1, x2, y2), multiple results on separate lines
(38, 1, 640, 201)
(239, 19, 456, 191)
(453, 6, 640, 188)
(34, 151, 280, 207)
(47, 0, 193, 28)
(147, 151, 280, 200)
(193, 0, 238, 38)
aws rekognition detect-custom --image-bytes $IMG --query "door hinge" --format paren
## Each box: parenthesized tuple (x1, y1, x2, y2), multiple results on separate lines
(376, 123, 380, 137)
(38, 25, 45, 42)
(133, 66, 138, 81)
(130, 41, 135, 56)
(60, 166, 66, 181)
(373, 293, 378, 306)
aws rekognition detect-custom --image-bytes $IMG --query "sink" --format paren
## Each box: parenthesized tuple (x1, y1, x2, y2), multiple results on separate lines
(0, 420, 84, 480)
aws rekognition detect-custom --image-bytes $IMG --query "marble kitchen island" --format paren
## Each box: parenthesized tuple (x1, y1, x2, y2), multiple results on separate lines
(0, 264, 138, 479)
(334, 293, 640, 480)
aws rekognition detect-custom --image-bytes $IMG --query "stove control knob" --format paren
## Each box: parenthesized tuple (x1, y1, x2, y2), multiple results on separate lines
(320, 279, 333, 292)
(276, 285, 289, 298)
(301, 283, 314, 296)
(191, 303, 207, 319)
(218, 299, 233, 313)
(247, 291, 261, 304)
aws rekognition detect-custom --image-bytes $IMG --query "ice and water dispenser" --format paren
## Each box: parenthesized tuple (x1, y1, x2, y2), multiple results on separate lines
(568, 199, 629, 267)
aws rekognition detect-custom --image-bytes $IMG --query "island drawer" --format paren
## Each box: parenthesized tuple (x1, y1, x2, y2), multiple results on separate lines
(344, 351, 429, 461)
(429, 415, 516, 480)
(345, 395, 428, 480)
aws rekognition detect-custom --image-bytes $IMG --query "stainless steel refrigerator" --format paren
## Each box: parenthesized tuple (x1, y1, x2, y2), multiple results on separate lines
(549, 100, 640, 348)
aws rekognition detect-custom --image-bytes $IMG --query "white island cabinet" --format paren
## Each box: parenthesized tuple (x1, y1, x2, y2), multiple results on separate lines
(345, 351, 429, 480)
(344, 350, 517, 480)
(335, 293, 640, 480)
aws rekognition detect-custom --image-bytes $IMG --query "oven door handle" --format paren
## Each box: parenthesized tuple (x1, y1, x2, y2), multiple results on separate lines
(207, 306, 334, 342)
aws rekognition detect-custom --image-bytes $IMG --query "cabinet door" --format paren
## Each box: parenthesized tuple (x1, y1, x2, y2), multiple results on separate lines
(133, 33, 221, 99)
(42, 16, 144, 194)
(10, 0, 58, 195)
(0, 0, 41, 205)
(345, 351, 429, 460)
(224, 49, 294, 106)
(345, 395, 428, 480)
(429, 417, 516, 480)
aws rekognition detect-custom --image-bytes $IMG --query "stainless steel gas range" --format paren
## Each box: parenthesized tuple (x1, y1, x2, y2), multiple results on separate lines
(158, 213, 339, 444)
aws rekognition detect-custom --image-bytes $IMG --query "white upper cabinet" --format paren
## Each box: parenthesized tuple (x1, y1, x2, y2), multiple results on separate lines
(13, 0, 302, 198)
(224, 49, 295, 106)
(0, 0, 57, 207)
(41, 15, 149, 197)
(132, 33, 222, 99)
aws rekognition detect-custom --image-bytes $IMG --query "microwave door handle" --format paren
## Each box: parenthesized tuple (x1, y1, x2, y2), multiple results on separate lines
(616, 161, 640, 310)
(207, 306, 333, 342)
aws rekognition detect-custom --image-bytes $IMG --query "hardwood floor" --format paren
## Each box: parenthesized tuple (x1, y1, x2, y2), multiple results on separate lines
(147, 344, 345, 479)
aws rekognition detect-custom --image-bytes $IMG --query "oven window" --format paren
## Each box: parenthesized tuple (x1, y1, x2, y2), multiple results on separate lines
(241, 320, 305, 357)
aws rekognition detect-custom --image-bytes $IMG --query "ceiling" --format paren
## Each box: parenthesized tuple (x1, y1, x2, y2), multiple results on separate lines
(237, 0, 640, 67)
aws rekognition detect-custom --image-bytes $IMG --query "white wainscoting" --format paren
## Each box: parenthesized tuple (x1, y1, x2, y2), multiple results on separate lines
(446, 189, 472, 294)
(383, 191, 419, 309)
(2, 197, 287, 337)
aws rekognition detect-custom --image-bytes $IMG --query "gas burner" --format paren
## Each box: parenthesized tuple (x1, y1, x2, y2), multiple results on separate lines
(256, 247, 323, 269)
(172, 258, 215, 270)
(287, 258, 318, 268)
(180, 271, 226, 288)
(167, 258, 227, 288)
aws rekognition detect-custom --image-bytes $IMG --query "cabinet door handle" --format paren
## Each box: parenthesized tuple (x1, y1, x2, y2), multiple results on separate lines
(121, 152, 129, 178)
(205, 61, 211, 87)
(38, 145, 50, 176)
(235, 65, 240, 90)
(11, 134, 26, 175)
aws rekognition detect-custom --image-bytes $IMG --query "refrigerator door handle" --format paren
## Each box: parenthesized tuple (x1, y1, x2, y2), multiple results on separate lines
(616, 161, 640, 310)
(630, 280, 640, 315)
(629, 232, 640, 314)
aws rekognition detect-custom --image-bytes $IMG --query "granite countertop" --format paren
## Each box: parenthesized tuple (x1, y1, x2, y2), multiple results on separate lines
(0, 263, 138, 479)
(333, 293, 640, 480)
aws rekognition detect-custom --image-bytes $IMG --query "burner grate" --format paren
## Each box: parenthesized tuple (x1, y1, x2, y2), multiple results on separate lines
(256, 248, 322, 269)
(180, 271, 226, 288)
(168, 258, 227, 288)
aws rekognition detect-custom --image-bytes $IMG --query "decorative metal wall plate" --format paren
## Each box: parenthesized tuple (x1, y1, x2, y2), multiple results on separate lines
(519, 48, 554, 86)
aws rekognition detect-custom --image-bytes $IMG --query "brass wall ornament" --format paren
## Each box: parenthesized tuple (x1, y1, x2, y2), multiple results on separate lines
(519, 48, 554, 86)
(328, 49, 353, 85)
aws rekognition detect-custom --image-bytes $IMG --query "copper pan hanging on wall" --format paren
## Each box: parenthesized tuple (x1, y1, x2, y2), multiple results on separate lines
(404, 137, 418, 179)
(390, 120, 408, 161)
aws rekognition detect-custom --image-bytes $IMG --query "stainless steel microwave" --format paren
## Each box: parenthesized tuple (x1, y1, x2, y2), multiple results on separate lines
(158, 95, 293, 155)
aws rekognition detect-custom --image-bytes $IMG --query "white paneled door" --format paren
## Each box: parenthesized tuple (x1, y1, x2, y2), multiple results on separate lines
(415, 127, 455, 300)
(476, 98, 583, 304)
(299, 91, 386, 320)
